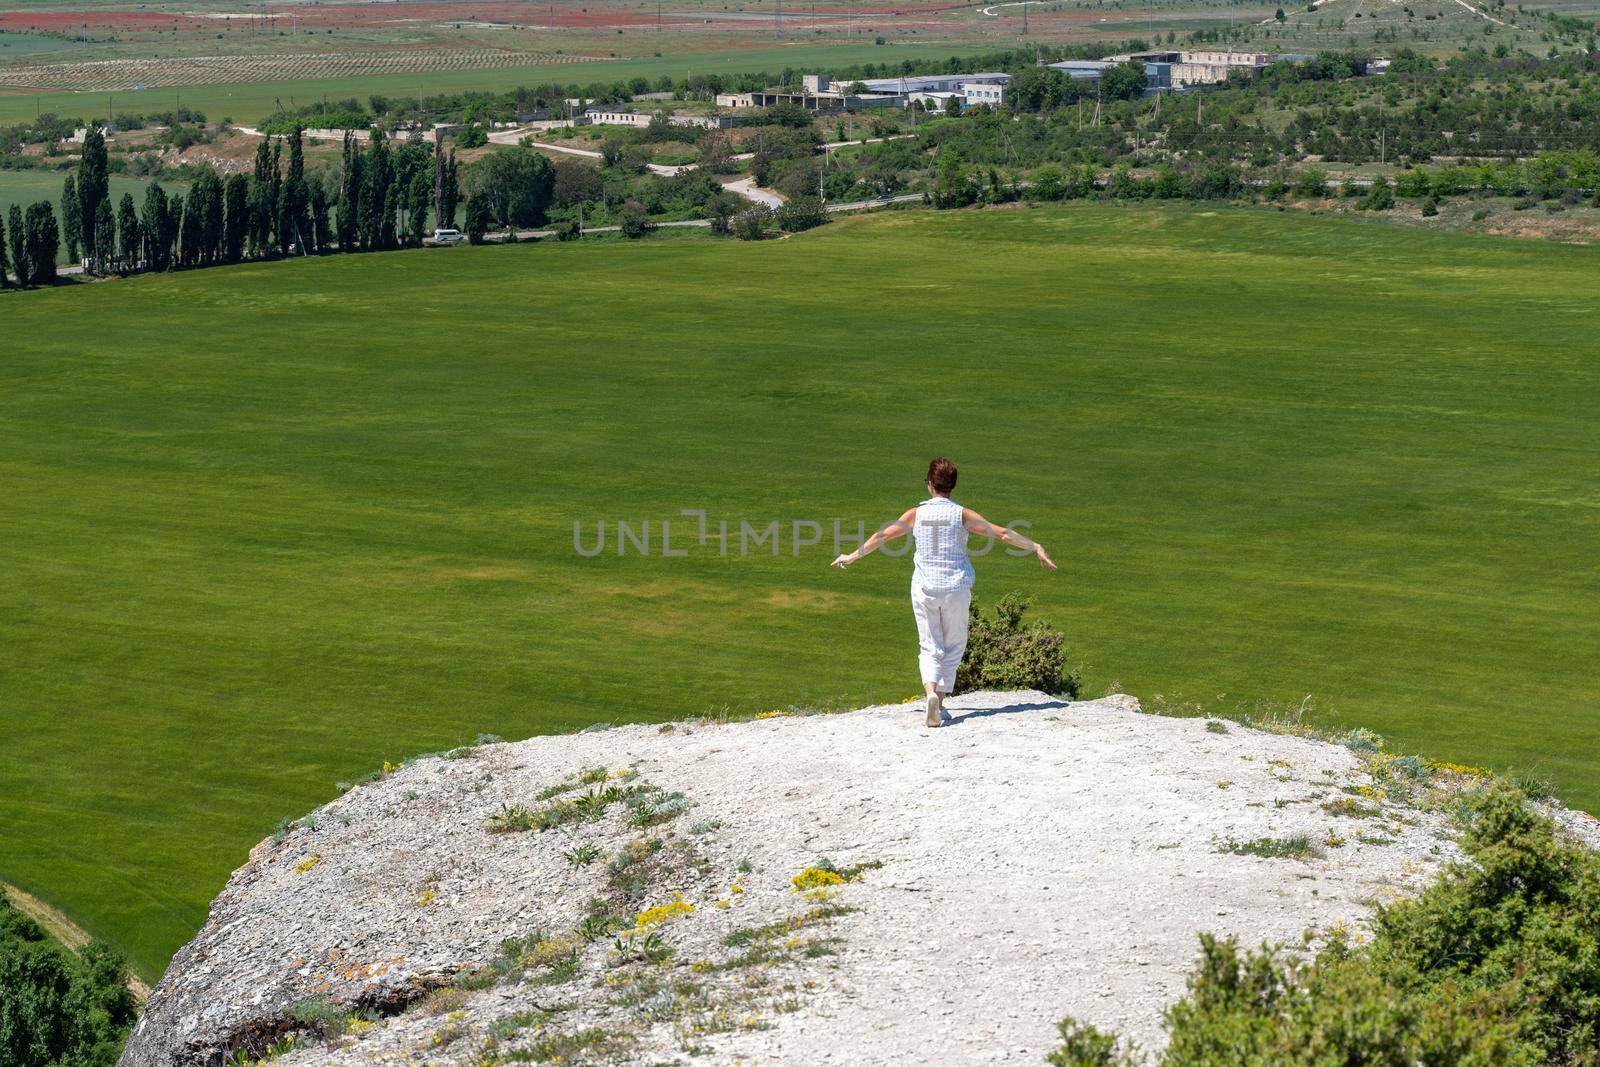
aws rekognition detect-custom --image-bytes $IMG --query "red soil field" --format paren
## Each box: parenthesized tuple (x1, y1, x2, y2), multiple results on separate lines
(0, 10, 215, 31)
(0, 0, 974, 35)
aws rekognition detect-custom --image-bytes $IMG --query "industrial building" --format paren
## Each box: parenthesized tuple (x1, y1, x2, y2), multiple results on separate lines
(1050, 60, 1118, 82)
(1051, 50, 1294, 91)
(714, 71, 1010, 113)
(583, 107, 729, 129)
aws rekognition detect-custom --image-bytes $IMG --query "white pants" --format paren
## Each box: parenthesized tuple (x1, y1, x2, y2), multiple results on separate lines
(911, 585, 972, 693)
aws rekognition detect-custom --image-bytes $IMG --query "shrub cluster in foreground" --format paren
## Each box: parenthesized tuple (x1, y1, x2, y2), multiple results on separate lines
(1051, 782, 1600, 1065)
(955, 594, 1079, 698)
(0, 894, 135, 1067)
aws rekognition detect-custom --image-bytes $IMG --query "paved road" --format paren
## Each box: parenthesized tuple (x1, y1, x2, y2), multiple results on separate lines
(719, 175, 786, 208)
(821, 134, 918, 150)
(515, 136, 696, 177)
(486, 188, 914, 242)
(826, 192, 923, 212)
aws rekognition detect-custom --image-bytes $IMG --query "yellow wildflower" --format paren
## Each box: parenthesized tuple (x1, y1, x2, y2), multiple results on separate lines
(635, 896, 695, 929)
(791, 868, 844, 892)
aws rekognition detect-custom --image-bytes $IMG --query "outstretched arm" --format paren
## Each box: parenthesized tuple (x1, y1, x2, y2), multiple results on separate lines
(964, 508, 1057, 570)
(831, 507, 918, 568)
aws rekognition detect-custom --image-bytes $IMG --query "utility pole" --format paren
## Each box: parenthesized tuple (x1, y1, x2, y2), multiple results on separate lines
(1023, 1, 1028, 36)
(775, 0, 781, 36)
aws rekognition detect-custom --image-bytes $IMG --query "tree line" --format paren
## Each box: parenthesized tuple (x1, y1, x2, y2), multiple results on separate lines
(5, 126, 493, 289)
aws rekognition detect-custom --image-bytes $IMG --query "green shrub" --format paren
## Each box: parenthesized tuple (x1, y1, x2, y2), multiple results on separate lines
(1340, 726, 1383, 754)
(618, 200, 654, 240)
(953, 593, 1077, 697)
(0, 897, 135, 1067)
(1048, 1017, 1139, 1066)
(775, 194, 828, 233)
(1293, 166, 1327, 198)
(732, 206, 769, 241)
(1049, 783, 1600, 1065)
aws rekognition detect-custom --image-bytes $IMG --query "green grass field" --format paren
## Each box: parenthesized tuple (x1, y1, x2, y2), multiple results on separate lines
(0, 42, 954, 126)
(0, 32, 89, 58)
(2, 203, 1598, 980)
(0, 171, 179, 264)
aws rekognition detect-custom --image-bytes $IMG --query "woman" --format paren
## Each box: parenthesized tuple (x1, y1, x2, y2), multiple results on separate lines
(831, 457, 1056, 728)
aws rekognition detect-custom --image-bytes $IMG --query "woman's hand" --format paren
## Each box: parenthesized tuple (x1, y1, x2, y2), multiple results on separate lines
(1035, 543, 1057, 571)
(831, 552, 856, 568)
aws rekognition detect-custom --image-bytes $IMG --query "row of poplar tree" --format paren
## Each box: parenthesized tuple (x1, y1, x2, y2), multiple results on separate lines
(1, 126, 463, 288)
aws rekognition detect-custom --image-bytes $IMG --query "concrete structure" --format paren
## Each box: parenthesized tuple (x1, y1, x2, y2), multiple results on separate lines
(1068, 50, 1290, 90)
(909, 90, 959, 112)
(722, 70, 1010, 113)
(963, 81, 1005, 107)
(66, 123, 116, 143)
(723, 88, 900, 112)
(908, 81, 1004, 111)
(583, 107, 728, 129)
(855, 72, 1010, 95)
(1173, 50, 1274, 84)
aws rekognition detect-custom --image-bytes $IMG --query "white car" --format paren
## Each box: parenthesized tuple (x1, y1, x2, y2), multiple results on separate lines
(432, 228, 465, 244)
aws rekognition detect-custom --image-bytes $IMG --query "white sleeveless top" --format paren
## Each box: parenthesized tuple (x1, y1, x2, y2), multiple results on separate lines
(912, 497, 975, 594)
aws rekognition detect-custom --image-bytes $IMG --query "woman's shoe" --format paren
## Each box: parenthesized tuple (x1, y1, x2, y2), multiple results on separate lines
(925, 693, 942, 728)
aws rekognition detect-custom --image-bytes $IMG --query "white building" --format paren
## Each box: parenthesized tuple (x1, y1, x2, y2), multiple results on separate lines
(723, 70, 1011, 113)
(1172, 50, 1275, 84)
(1055, 51, 1286, 89)
(909, 90, 959, 112)
(855, 72, 1010, 95)
(583, 107, 725, 129)
(962, 81, 1005, 107)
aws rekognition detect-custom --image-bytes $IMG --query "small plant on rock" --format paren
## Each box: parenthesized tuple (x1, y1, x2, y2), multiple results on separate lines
(484, 803, 538, 833)
(563, 842, 602, 868)
(1217, 835, 1316, 860)
(791, 868, 844, 892)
